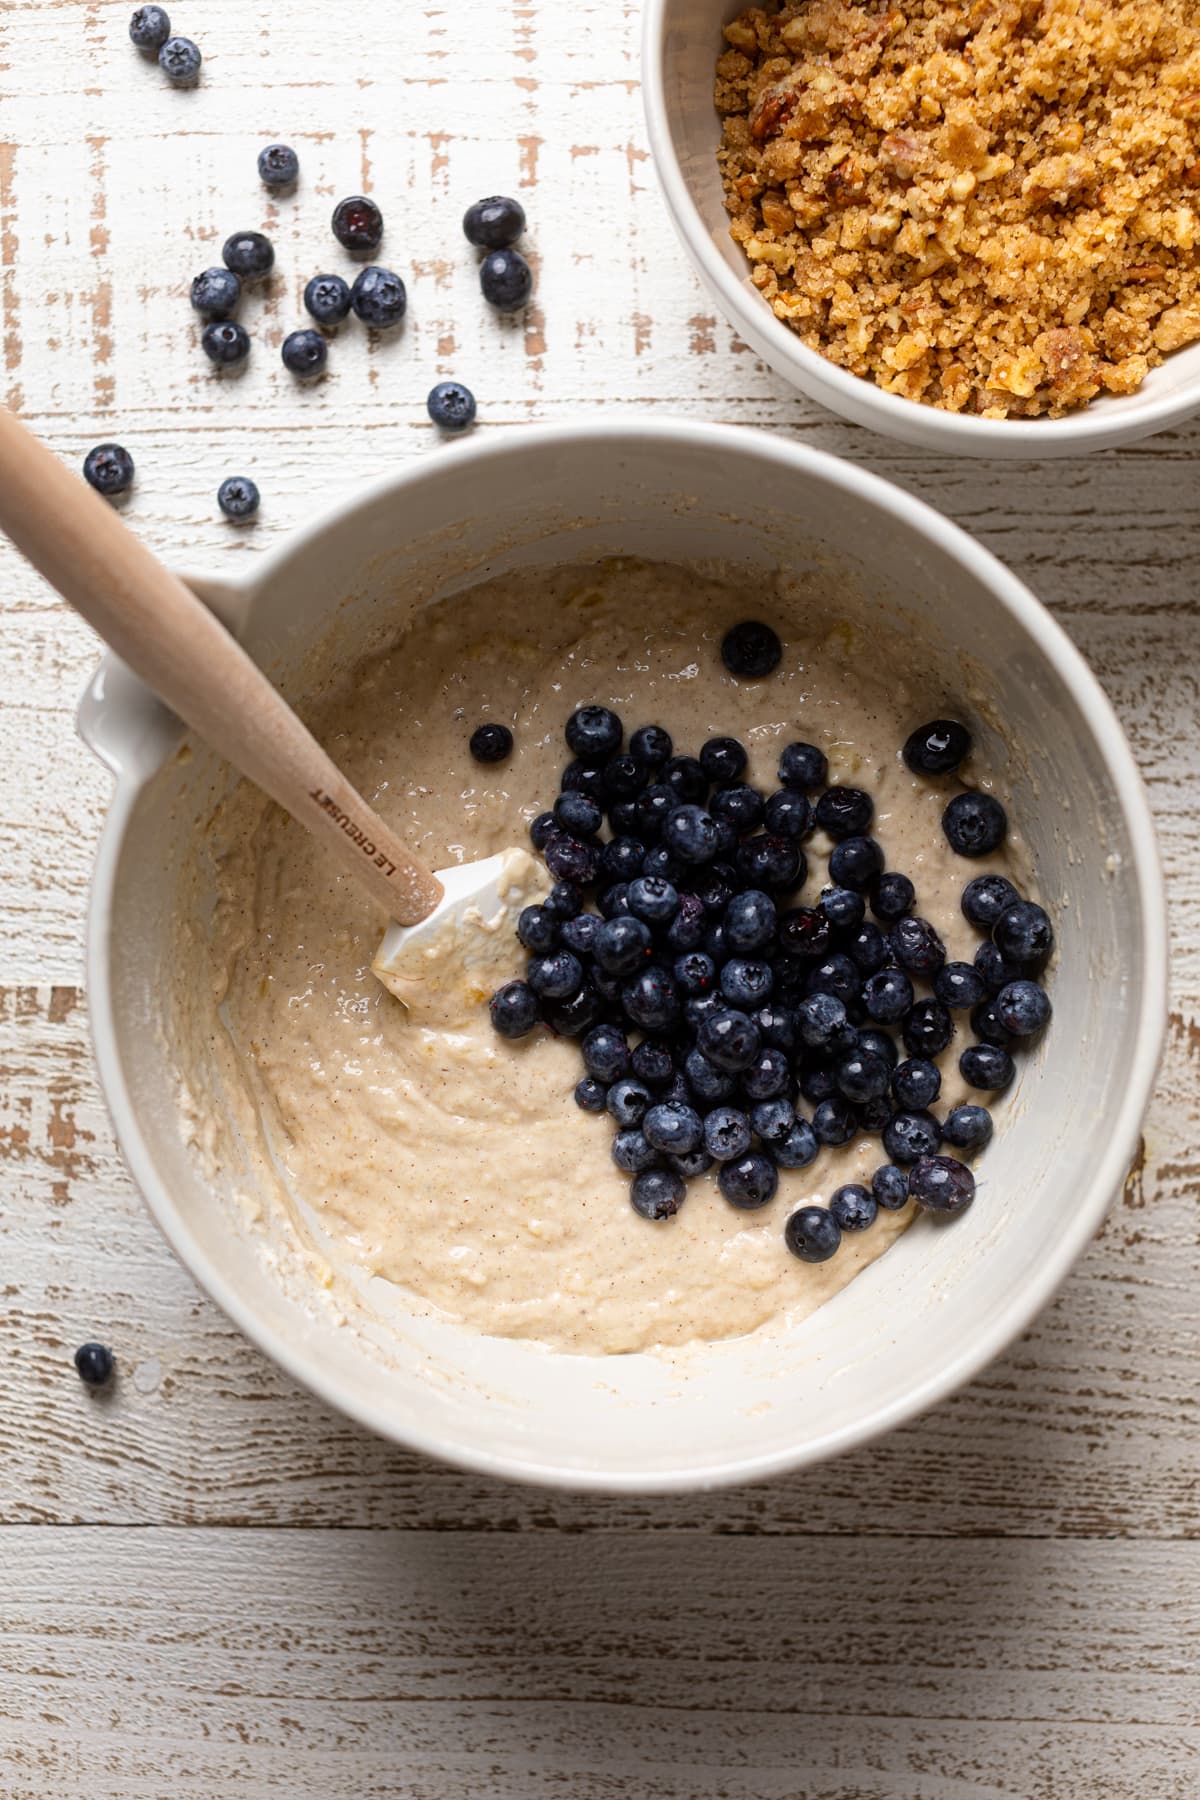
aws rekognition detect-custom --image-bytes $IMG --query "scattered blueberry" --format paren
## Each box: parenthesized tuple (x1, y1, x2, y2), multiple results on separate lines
(891, 1057, 941, 1109)
(159, 34, 201, 83)
(829, 835, 884, 889)
(607, 1077, 653, 1128)
(664, 805, 721, 865)
(566, 705, 622, 761)
(489, 980, 539, 1038)
(217, 475, 260, 521)
(304, 273, 352, 327)
(671, 1146, 714, 1179)
(332, 195, 384, 254)
(593, 915, 651, 976)
(74, 1342, 115, 1386)
(202, 320, 251, 367)
(129, 6, 170, 50)
(721, 620, 781, 679)
(961, 873, 1020, 929)
(630, 724, 672, 765)
(871, 871, 915, 921)
(858, 1028, 898, 1068)
(863, 968, 914, 1024)
(847, 921, 890, 974)
(190, 266, 241, 317)
(643, 1101, 704, 1156)
(872, 1163, 909, 1210)
(995, 979, 1052, 1037)
(712, 783, 764, 833)
(959, 1043, 1015, 1090)
(774, 1118, 820, 1169)
(628, 875, 678, 927)
(784, 1205, 841, 1262)
(882, 1109, 942, 1165)
(812, 1096, 856, 1146)
(83, 443, 134, 496)
(762, 790, 812, 839)
(720, 958, 774, 1009)
(631, 1038, 676, 1087)
(222, 231, 274, 279)
(830, 1184, 877, 1231)
(575, 1075, 608, 1113)
(778, 741, 827, 791)
(555, 791, 603, 837)
(674, 950, 716, 997)
(942, 790, 1008, 857)
(527, 949, 583, 1000)
(545, 881, 584, 921)
(350, 265, 407, 329)
(891, 915, 946, 976)
(836, 1048, 891, 1104)
(469, 722, 513, 764)
(281, 328, 328, 377)
(993, 900, 1054, 969)
(815, 786, 874, 840)
(700, 736, 748, 784)
(908, 1154, 975, 1213)
(529, 811, 556, 850)
(974, 940, 1021, 996)
(970, 997, 1015, 1047)
(622, 966, 680, 1031)
(942, 1104, 993, 1151)
(258, 143, 299, 187)
(750, 1096, 795, 1142)
(777, 906, 832, 961)
(631, 1167, 685, 1220)
(796, 991, 848, 1051)
(903, 718, 971, 775)
(425, 380, 478, 432)
(685, 1047, 735, 1104)
(819, 886, 865, 931)
(902, 998, 954, 1059)
(464, 194, 527, 249)
(935, 961, 987, 1009)
(718, 1150, 778, 1209)
(742, 1046, 791, 1100)
(480, 246, 533, 311)
(612, 1128, 660, 1174)
(698, 1008, 761, 1073)
(736, 834, 804, 893)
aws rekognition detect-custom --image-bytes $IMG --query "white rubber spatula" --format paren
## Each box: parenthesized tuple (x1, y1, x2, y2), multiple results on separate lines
(0, 408, 547, 1016)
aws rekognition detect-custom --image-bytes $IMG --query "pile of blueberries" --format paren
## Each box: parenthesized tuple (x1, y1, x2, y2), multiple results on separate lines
(486, 620, 1054, 1265)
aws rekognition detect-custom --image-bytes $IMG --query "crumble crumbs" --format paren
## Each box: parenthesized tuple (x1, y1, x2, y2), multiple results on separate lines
(715, 0, 1200, 417)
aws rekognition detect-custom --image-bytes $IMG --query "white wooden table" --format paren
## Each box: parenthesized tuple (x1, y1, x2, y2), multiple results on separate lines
(1, 5, 1197, 1795)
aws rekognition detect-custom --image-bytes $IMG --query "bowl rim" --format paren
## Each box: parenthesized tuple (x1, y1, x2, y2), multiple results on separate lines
(82, 418, 1169, 1492)
(640, 0, 1200, 456)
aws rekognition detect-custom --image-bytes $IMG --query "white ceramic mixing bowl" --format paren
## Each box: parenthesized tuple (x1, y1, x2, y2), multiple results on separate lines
(643, 0, 1200, 456)
(79, 421, 1166, 1491)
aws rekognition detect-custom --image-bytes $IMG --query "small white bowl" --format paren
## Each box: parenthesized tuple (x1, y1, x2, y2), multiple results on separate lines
(643, 0, 1200, 456)
(79, 421, 1166, 1491)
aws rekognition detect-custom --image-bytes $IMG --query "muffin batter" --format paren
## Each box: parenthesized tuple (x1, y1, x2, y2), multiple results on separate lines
(189, 559, 1025, 1355)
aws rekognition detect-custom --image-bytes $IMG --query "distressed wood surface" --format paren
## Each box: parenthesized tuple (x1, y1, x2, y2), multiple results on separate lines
(1, 2, 1198, 1795)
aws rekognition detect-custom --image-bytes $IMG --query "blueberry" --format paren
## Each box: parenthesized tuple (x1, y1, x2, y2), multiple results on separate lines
(698, 1009, 761, 1072)
(741, 1046, 790, 1100)
(891, 915, 946, 975)
(721, 890, 773, 955)
(942, 791, 1007, 857)
(718, 1150, 779, 1209)
(701, 1105, 751, 1162)
(883, 1109, 942, 1164)
(962, 874, 1020, 929)
(805, 953, 860, 1009)
(685, 1047, 735, 1104)
(692, 737, 742, 785)
(643, 1101, 704, 1156)
(829, 835, 884, 890)
(332, 194, 383, 254)
(489, 980, 539, 1038)
(711, 783, 764, 834)
(830, 1183, 877, 1231)
(754, 1003, 798, 1052)
(599, 883, 631, 918)
(942, 1103, 994, 1151)
(607, 1077, 653, 1128)
(901, 998, 954, 1058)
(673, 950, 716, 997)
(659, 759, 705, 805)
(836, 1049, 891, 1104)
(554, 791, 603, 837)
(469, 722, 513, 764)
(281, 328, 327, 377)
(776, 907, 832, 960)
(201, 320, 251, 366)
(543, 834, 601, 885)
(796, 991, 848, 1050)
(815, 786, 873, 840)
(613, 1128, 661, 1174)
(664, 805, 723, 866)
(643, 845, 684, 885)
(542, 984, 603, 1037)
(190, 266, 241, 318)
(872, 1163, 909, 1210)
(908, 1154, 975, 1214)
(749, 1096, 795, 1143)
(670, 1146, 714, 1179)
(800, 1065, 838, 1104)
(575, 1075, 608, 1113)
(581, 1023, 629, 1083)
(763, 790, 813, 839)
(555, 906, 594, 949)
(258, 143, 299, 187)
(352, 262, 408, 327)
(628, 875, 679, 927)
(594, 915, 651, 975)
(993, 900, 1054, 968)
(785, 1205, 841, 1262)
(857, 1093, 892, 1133)
(631, 1039, 676, 1088)
(622, 966, 680, 1032)
(935, 961, 987, 1009)
(217, 475, 260, 521)
(902, 718, 971, 776)
(82, 443, 134, 496)
(159, 34, 201, 83)
(773, 1118, 819, 1169)
(974, 940, 1021, 996)
(694, 863, 739, 913)
(529, 811, 556, 850)
(420, 379, 477, 433)
(871, 872, 915, 921)
(630, 724, 672, 765)
(778, 741, 827, 791)
(129, 6, 171, 50)
(721, 620, 781, 678)
(566, 705, 622, 762)
(463, 194, 526, 249)
(598, 841, 643, 886)
(736, 834, 804, 893)
(480, 246, 533, 311)
(602, 754, 649, 801)
(810, 1094, 856, 1147)
(857, 1027, 899, 1067)
(527, 949, 583, 1000)
(544, 881, 584, 920)
(996, 978, 1052, 1037)
(720, 959, 774, 1009)
(848, 921, 889, 974)
(631, 1168, 686, 1219)
(970, 998, 1014, 1047)
(863, 968, 914, 1024)
(222, 231, 273, 279)
(300, 274, 352, 330)
(74, 1342, 115, 1386)
(819, 886, 866, 932)
(891, 1057, 941, 1110)
(959, 1043, 1014, 1090)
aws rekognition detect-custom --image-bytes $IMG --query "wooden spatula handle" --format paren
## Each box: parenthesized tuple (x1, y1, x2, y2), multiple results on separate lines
(0, 408, 442, 924)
